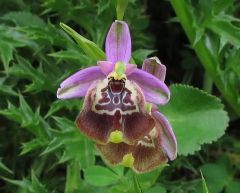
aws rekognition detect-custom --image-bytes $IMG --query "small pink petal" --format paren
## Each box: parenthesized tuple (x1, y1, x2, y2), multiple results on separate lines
(143, 57, 166, 81)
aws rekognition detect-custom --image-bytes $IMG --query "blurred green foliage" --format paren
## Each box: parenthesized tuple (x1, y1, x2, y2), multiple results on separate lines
(0, 0, 239, 193)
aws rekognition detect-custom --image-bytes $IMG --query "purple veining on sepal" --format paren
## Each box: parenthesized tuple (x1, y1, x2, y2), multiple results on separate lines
(128, 68, 170, 105)
(105, 20, 131, 64)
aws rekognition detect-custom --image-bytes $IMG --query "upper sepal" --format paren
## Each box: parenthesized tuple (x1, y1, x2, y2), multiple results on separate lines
(105, 20, 131, 64)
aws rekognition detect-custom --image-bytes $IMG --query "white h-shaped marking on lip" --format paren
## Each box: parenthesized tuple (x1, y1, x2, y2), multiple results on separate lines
(91, 78, 140, 115)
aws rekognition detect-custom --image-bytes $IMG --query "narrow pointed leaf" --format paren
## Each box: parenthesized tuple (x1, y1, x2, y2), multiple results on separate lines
(60, 23, 105, 61)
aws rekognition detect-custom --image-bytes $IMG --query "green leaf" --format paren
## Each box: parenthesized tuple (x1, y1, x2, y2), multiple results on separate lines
(136, 166, 166, 190)
(0, 78, 17, 96)
(85, 166, 119, 186)
(0, 42, 13, 71)
(124, 166, 166, 193)
(213, 0, 235, 14)
(160, 84, 229, 155)
(8, 56, 53, 92)
(201, 163, 229, 193)
(61, 136, 95, 168)
(60, 23, 105, 61)
(0, 94, 51, 138)
(110, 165, 124, 177)
(2, 171, 50, 193)
(43, 117, 95, 168)
(48, 49, 92, 64)
(20, 138, 48, 155)
(97, 0, 111, 15)
(206, 18, 240, 48)
(3, 11, 45, 27)
(200, 170, 209, 193)
(132, 49, 156, 64)
(0, 26, 26, 71)
(133, 172, 143, 193)
(0, 159, 13, 174)
(44, 99, 81, 118)
(147, 185, 166, 193)
(226, 181, 240, 193)
(30, 170, 50, 193)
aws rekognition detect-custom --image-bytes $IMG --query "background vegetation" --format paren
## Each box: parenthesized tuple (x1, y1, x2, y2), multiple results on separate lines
(0, 0, 239, 193)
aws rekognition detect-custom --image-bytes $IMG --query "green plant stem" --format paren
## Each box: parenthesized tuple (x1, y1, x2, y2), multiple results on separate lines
(132, 170, 143, 193)
(65, 161, 81, 193)
(116, 0, 129, 20)
(203, 72, 213, 93)
(170, 0, 240, 116)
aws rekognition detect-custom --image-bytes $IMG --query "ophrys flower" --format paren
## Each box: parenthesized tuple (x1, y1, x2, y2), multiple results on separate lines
(57, 20, 170, 145)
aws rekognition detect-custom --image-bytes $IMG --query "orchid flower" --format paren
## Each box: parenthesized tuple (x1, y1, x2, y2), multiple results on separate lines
(57, 20, 171, 146)
(96, 57, 177, 173)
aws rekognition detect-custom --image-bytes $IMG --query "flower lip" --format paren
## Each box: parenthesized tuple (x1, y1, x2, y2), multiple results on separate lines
(76, 78, 155, 145)
(96, 110, 177, 173)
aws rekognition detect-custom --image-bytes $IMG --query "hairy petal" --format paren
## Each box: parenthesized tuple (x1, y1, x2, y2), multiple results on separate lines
(105, 20, 131, 64)
(76, 78, 154, 144)
(57, 66, 104, 99)
(128, 69, 170, 105)
(152, 110, 177, 160)
(143, 57, 166, 81)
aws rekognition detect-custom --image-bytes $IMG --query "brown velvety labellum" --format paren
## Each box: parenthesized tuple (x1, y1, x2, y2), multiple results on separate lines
(76, 78, 155, 144)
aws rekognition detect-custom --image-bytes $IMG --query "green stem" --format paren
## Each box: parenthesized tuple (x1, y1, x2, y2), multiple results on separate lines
(116, 0, 129, 20)
(65, 161, 81, 193)
(170, 0, 240, 116)
(203, 72, 213, 93)
(132, 170, 143, 193)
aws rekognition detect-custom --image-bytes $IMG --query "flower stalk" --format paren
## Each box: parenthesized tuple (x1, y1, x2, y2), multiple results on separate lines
(65, 161, 81, 193)
(116, 0, 129, 20)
